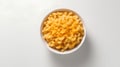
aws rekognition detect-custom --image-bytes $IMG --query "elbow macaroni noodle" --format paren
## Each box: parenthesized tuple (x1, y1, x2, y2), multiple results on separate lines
(42, 10, 84, 52)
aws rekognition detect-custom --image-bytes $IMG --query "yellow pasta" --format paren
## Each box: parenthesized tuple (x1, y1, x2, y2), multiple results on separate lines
(42, 10, 84, 52)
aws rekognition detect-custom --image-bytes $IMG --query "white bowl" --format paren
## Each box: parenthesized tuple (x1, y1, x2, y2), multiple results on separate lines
(40, 8, 86, 55)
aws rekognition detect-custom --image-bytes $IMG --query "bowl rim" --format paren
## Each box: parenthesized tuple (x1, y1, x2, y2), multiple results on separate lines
(40, 8, 86, 55)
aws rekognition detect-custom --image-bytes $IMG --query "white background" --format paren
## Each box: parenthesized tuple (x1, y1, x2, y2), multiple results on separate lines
(0, 0, 120, 67)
